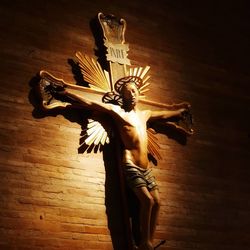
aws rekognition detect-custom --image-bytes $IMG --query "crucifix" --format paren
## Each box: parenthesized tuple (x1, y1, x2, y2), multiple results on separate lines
(38, 13, 193, 250)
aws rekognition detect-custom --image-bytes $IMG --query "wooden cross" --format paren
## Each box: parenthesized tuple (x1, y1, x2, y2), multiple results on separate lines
(38, 12, 193, 249)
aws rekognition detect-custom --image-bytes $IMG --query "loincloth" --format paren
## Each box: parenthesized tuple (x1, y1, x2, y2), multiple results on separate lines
(124, 162, 158, 191)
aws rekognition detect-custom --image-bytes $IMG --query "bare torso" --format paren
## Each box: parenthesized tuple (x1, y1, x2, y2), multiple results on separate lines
(111, 105, 150, 169)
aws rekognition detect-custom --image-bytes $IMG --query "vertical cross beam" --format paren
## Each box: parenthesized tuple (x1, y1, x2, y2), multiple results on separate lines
(98, 13, 134, 250)
(98, 13, 130, 88)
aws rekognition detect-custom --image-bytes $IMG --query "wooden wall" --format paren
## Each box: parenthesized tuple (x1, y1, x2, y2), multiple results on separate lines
(0, 0, 250, 249)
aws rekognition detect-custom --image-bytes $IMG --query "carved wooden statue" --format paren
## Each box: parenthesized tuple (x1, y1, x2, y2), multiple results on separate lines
(38, 13, 193, 250)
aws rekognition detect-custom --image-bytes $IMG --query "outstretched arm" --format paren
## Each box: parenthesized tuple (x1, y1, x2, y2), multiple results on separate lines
(60, 88, 114, 114)
(146, 105, 194, 135)
(148, 108, 187, 121)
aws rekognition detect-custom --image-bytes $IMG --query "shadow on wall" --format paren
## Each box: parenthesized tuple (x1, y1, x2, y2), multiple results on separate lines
(28, 74, 129, 249)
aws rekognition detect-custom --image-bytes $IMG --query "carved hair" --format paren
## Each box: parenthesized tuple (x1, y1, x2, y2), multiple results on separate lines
(114, 76, 143, 95)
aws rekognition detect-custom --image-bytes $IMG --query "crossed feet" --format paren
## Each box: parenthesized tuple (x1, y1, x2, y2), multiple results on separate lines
(134, 240, 166, 250)
(134, 241, 153, 250)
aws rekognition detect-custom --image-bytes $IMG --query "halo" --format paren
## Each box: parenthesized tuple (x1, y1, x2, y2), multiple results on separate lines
(114, 76, 143, 94)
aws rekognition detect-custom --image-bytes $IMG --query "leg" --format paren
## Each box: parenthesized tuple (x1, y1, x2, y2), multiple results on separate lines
(133, 186, 154, 250)
(149, 189, 161, 243)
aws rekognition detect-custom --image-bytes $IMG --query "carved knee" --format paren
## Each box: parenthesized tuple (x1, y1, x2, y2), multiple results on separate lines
(143, 195, 154, 208)
(153, 196, 161, 209)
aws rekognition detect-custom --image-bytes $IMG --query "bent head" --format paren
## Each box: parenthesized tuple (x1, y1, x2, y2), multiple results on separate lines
(121, 81, 140, 107)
